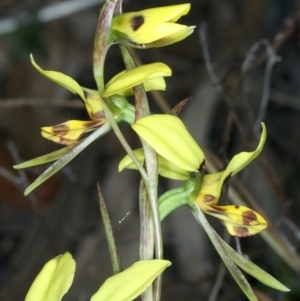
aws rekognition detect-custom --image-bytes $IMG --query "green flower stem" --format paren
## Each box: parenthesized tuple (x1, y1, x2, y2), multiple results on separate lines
(97, 183, 122, 274)
(158, 178, 197, 221)
(189, 173, 203, 200)
(119, 44, 162, 301)
(111, 95, 136, 124)
(139, 179, 154, 301)
(101, 98, 148, 182)
(121, 102, 135, 124)
(93, 0, 116, 94)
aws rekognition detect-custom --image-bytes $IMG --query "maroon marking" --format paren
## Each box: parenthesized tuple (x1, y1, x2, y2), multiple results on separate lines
(199, 160, 205, 174)
(204, 194, 216, 203)
(207, 205, 226, 215)
(234, 226, 249, 237)
(223, 172, 232, 184)
(52, 124, 69, 136)
(90, 111, 106, 120)
(242, 210, 257, 225)
(130, 15, 144, 31)
(235, 205, 240, 209)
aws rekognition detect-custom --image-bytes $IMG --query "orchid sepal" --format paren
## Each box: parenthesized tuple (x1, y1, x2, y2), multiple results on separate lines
(131, 114, 205, 173)
(112, 4, 195, 48)
(103, 63, 171, 97)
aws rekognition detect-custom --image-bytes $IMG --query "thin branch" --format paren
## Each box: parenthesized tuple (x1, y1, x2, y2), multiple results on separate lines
(254, 40, 281, 133)
(0, 98, 85, 108)
(199, 23, 221, 89)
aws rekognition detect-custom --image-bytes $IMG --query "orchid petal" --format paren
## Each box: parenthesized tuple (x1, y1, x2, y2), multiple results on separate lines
(41, 120, 101, 145)
(204, 205, 268, 237)
(119, 148, 191, 180)
(25, 252, 75, 301)
(91, 260, 171, 301)
(132, 114, 204, 172)
(30, 54, 85, 101)
(112, 4, 191, 45)
(103, 63, 171, 97)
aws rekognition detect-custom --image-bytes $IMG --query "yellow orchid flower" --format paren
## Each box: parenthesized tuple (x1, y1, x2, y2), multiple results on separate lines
(24, 252, 171, 301)
(119, 114, 268, 236)
(31, 56, 171, 145)
(103, 62, 172, 97)
(31, 55, 109, 145)
(112, 4, 195, 48)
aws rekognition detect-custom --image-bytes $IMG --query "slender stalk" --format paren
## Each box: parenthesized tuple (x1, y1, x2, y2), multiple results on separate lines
(97, 183, 122, 274)
(119, 45, 163, 301)
(93, 0, 117, 94)
(139, 179, 154, 301)
(102, 99, 148, 182)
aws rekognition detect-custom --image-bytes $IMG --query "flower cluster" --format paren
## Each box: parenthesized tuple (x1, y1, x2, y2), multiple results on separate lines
(17, 2, 290, 301)
(119, 114, 268, 237)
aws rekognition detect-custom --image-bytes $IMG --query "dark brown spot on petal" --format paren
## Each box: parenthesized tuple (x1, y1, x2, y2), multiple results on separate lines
(52, 124, 69, 136)
(90, 111, 106, 120)
(199, 160, 205, 174)
(235, 205, 239, 209)
(130, 15, 144, 31)
(233, 226, 249, 237)
(206, 206, 226, 215)
(83, 90, 92, 98)
(223, 172, 232, 184)
(212, 205, 227, 212)
(58, 136, 72, 145)
(242, 210, 257, 225)
(204, 194, 216, 203)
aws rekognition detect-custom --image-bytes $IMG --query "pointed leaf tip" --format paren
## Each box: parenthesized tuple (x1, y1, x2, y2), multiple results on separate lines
(25, 252, 75, 301)
(91, 260, 171, 301)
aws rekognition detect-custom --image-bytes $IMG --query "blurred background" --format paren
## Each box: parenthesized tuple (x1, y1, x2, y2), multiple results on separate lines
(1, 0, 300, 300)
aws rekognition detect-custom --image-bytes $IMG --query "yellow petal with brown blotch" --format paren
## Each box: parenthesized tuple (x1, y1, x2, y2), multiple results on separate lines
(41, 120, 101, 145)
(204, 205, 268, 237)
(82, 88, 105, 120)
(112, 4, 191, 45)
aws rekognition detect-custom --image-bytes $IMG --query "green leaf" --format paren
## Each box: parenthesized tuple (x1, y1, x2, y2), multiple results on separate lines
(25, 252, 75, 301)
(14, 144, 76, 169)
(91, 260, 171, 301)
(190, 203, 259, 301)
(218, 238, 289, 291)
